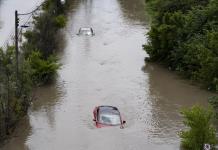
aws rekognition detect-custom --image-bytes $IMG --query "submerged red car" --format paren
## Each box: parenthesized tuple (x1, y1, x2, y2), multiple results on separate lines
(93, 106, 126, 128)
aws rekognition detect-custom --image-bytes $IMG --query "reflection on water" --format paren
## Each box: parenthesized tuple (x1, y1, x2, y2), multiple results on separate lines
(118, 0, 149, 25)
(0, 21, 2, 29)
(1, 80, 65, 150)
(30, 82, 66, 127)
(145, 63, 212, 106)
(0, 117, 31, 150)
(141, 63, 216, 145)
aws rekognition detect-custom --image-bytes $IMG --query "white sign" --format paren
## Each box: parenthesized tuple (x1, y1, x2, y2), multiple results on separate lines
(204, 144, 211, 150)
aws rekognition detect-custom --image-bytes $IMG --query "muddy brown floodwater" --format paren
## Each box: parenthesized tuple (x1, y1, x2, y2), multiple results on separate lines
(1, 0, 217, 149)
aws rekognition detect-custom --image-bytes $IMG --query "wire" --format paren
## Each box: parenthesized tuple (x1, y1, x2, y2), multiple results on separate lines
(18, 2, 44, 16)
(1, 1, 45, 49)
(17, 1, 45, 37)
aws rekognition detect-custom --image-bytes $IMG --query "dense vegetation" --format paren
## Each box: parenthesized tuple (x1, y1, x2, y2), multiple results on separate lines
(144, 0, 218, 91)
(209, 96, 218, 119)
(144, 0, 218, 148)
(0, 0, 70, 141)
(179, 106, 217, 149)
(22, 0, 67, 84)
(0, 46, 32, 137)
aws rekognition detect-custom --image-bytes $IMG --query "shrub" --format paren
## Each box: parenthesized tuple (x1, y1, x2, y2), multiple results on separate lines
(28, 51, 60, 84)
(55, 15, 67, 28)
(209, 96, 218, 119)
(0, 46, 32, 136)
(179, 105, 217, 150)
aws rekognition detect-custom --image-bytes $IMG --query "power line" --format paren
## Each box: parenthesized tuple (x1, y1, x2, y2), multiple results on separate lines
(18, 2, 44, 16)
(1, 1, 44, 49)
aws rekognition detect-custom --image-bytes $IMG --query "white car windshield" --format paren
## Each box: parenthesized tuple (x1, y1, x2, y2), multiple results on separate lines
(99, 113, 121, 125)
(79, 28, 93, 35)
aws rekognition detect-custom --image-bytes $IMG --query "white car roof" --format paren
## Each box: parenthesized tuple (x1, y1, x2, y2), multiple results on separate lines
(80, 27, 92, 30)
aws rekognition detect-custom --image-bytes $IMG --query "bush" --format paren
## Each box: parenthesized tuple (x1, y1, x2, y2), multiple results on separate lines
(179, 105, 217, 150)
(22, 0, 69, 59)
(55, 15, 67, 28)
(0, 0, 72, 141)
(0, 46, 32, 136)
(209, 96, 218, 119)
(21, 0, 68, 84)
(28, 51, 60, 84)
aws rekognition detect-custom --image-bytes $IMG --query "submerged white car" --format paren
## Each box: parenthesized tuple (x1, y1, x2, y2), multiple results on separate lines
(77, 27, 95, 36)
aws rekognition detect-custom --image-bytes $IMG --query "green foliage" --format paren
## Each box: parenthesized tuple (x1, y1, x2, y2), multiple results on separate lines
(144, 0, 218, 91)
(179, 105, 217, 150)
(55, 15, 67, 28)
(0, 0, 71, 139)
(23, 13, 58, 58)
(21, 0, 68, 84)
(0, 46, 33, 137)
(22, 0, 69, 59)
(28, 51, 60, 84)
(209, 96, 218, 119)
(42, 0, 52, 11)
(0, 0, 75, 141)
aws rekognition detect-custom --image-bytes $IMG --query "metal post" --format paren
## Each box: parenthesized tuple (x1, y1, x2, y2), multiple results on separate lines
(15, 10, 19, 83)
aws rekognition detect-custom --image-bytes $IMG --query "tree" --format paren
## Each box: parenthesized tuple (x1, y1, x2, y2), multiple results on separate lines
(28, 51, 60, 84)
(144, 0, 218, 91)
(179, 105, 217, 150)
(0, 45, 33, 137)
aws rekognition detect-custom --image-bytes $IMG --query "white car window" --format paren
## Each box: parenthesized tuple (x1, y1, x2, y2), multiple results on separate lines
(99, 113, 121, 125)
(79, 28, 93, 35)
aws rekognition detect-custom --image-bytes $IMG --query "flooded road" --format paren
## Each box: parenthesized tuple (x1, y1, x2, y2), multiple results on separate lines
(1, 0, 216, 149)
(0, 0, 43, 47)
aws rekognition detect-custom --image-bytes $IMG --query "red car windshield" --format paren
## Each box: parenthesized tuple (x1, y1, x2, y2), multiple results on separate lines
(98, 113, 121, 125)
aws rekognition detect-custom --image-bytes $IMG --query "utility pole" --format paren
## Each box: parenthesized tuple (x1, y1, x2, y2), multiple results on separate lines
(14, 2, 44, 83)
(15, 10, 19, 82)
(14, 4, 42, 88)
